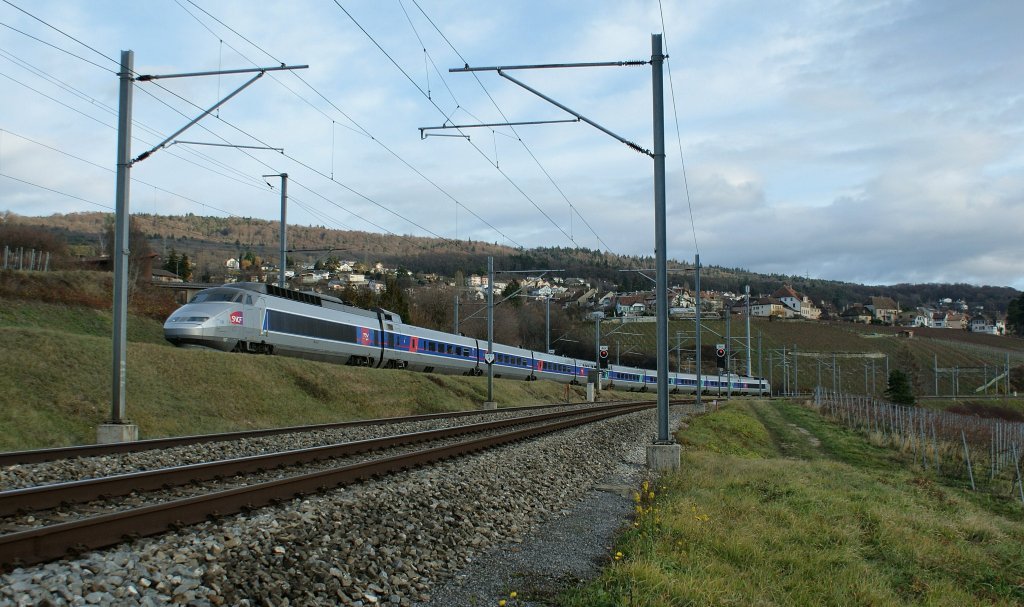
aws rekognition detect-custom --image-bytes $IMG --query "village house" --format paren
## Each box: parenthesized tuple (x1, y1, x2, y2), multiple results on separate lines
(771, 285, 822, 319)
(614, 293, 650, 317)
(751, 297, 787, 318)
(865, 296, 900, 324)
(898, 308, 931, 328)
(841, 304, 874, 323)
(970, 315, 1005, 335)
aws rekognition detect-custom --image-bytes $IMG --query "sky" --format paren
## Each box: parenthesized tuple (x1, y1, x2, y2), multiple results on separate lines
(0, 0, 1022, 290)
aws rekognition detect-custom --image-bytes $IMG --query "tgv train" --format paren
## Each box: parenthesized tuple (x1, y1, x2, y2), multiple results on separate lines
(164, 282, 770, 395)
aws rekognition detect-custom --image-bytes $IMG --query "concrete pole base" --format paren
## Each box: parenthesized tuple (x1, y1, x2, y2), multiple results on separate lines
(97, 423, 139, 444)
(646, 443, 682, 472)
(586, 384, 595, 402)
(482, 401, 498, 410)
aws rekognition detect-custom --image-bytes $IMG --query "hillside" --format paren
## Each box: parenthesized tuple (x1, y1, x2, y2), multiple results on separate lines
(1, 269, 1021, 451)
(561, 399, 1024, 605)
(4, 211, 1019, 312)
(0, 295, 623, 451)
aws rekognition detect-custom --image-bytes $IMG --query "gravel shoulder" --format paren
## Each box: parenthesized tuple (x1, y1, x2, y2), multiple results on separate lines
(416, 462, 645, 607)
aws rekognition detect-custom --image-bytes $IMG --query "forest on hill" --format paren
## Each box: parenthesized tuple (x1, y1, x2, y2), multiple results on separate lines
(2, 210, 1019, 313)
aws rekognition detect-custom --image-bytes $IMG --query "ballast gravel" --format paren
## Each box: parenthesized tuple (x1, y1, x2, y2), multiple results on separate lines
(0, 406, 688, 607)
(0, 405, 589, 491)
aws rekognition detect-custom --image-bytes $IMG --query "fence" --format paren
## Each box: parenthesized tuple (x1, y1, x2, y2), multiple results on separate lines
(2, 245, 51, 271)
(813, 388, 1024, 503)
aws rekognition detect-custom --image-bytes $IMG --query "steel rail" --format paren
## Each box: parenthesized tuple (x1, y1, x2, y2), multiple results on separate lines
(0, 401, 598, 466)
(0, 403, 651, 570)
(0, 402, 651, 516)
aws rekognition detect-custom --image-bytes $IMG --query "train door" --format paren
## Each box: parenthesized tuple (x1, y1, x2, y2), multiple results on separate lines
(249, 295, 265, 337)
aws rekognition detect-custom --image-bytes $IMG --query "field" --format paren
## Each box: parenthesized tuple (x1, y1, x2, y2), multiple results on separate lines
(559, 399, 1024, 606)
(588, 315, 1024, 398)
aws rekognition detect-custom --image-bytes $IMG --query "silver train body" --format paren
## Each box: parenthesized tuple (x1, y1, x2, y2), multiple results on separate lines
(164, 282, 770, 395)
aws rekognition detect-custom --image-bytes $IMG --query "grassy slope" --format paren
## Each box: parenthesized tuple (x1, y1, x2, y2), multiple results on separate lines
(0, 323, 622, 450)
(560, 400, 1024, 606)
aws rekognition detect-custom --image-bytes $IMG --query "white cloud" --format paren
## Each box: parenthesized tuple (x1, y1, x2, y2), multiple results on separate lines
(0, 0, 1021, 289)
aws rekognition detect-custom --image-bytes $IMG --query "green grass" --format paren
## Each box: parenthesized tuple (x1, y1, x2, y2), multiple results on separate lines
(0, 325, 647, 452)
(0, 297, 168, 344)
(559, 399, 1024, 607)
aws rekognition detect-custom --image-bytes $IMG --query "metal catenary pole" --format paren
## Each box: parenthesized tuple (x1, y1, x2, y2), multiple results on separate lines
(279, 174, 288, 287)
(745, 285, 752, 377)
(487, 256, 494, 403)
(651, 34, 669, 441)
(725, 306, 732, 398)
(695, 254, 702, 408)
(110, 50, 134, 426)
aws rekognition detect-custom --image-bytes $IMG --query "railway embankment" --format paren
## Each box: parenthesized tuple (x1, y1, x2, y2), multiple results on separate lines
(0, 296, 650, 451)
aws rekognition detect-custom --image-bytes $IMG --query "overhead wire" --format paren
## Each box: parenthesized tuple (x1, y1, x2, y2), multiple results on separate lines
(0, 47, 271, 191)
(178, 0, 521, 248)
(332, 0, 578, 249)
(0, 0, 120, 68)
(1, 128, 243, 218)
(0, 171, 112, 210)
(409, 0, 617, 254)
(0, 21, 114, 72)
(657, 0, 700, 255)
(0, 23, 273, 187)
(144, 73, 454, 245)
(3, 0, 416, 247)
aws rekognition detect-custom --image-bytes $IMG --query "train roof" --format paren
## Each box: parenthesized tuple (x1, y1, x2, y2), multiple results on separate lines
(224, 282, 402, 323)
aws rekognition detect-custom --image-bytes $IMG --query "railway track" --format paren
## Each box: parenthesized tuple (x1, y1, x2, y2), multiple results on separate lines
(0, 401, 654, 570)
(0, 401, 585, 466)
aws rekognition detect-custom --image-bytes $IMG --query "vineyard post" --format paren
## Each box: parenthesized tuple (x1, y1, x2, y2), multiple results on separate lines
(962, 429, 976, 490)
(1013, 444, 1024, 505)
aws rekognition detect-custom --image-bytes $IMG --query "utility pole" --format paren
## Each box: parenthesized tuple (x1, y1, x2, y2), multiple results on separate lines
(725, 307, 732, 398)
(745, 285, 752, 377)
(485, 256, 495, 408)
(546, 296, 551, 354)
(695, 253, 702, 409)
(101, 50, 137, 444)
(262, 173, 288, 287)
(453, 294, 459, 335)
(594, 317, 602, 399)
(100, 51, 305, 444)
(793, 344, 798, 395)
(650, 34, 670, 444)
(440, 35, 676, 470)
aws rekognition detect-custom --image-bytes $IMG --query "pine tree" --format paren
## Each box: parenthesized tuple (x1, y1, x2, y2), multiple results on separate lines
(163, 248, 180, 275)
(179, 254, 193, 281)
(885, 370, 916, 405)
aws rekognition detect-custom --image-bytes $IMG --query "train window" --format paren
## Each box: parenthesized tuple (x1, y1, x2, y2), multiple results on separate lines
(246, 295, 253, 305)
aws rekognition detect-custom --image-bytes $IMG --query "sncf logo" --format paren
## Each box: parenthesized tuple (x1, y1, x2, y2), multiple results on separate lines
(229, 311, 244, 325)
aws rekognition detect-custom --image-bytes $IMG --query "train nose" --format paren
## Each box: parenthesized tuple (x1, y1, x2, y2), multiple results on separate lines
(164, 310, 237, 351)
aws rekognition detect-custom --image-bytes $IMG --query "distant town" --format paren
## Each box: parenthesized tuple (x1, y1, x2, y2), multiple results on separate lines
(151, 254, 1011, 336)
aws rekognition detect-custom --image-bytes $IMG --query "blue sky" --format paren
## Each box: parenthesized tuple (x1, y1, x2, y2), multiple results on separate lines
(1, 0, 1022, 289)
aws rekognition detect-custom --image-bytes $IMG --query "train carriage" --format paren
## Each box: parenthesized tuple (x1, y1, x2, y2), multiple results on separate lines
(165, 283, 769, 395)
